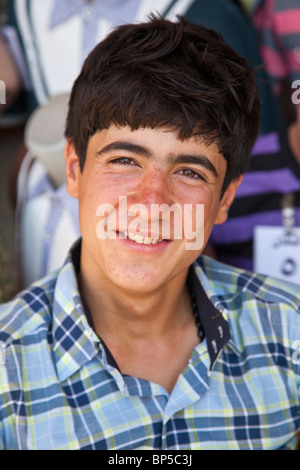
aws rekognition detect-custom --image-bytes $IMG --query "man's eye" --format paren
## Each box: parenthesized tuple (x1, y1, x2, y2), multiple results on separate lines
(111, 157, 136, 165)
(178, 169, 202, 179)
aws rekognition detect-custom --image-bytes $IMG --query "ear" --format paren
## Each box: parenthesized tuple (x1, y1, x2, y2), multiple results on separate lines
(215, 175, 243, 225)
(65, 139, 81, 198)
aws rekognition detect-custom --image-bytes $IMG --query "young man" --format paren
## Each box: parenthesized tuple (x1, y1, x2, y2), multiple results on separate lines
(0, 16, 299, 450)
(2, 0, 280, 288)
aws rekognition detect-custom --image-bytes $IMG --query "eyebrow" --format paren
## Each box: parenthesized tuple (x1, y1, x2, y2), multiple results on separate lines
(97, 141, 152, 159)
(167, 154, 218, 177)
(97, 140, 218, 177)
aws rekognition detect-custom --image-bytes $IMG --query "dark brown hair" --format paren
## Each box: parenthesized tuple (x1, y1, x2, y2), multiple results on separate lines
(65, 15, 261, 192)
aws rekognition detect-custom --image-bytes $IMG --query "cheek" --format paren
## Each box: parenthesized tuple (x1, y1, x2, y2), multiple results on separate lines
(78, 182, 101, 238)
(192, 195, 222, 242)
(79, 180, 126, 240)
(178, 188, 219, 221)
(80, 173, 117, 209)
(174, 181, 217, 206)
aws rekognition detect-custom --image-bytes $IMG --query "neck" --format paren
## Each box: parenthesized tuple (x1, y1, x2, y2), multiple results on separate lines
(78, 245, 200, 392)
(79, 259, 192, 343)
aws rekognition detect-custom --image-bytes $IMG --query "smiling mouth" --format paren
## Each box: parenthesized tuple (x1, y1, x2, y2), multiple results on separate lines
(118, 231, 166, 245)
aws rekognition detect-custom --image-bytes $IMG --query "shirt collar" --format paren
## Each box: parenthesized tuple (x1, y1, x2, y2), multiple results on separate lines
(52, 240, 99, 382)
(49, 0, 141, 29)
(187, 264, 233, 370)
(193, 257, 247, 359)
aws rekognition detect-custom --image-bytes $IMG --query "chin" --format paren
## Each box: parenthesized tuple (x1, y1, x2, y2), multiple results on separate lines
(109, 266, 166, 293)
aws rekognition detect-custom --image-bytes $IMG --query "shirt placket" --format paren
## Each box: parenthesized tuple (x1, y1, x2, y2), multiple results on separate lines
(159, 342, 211, 448)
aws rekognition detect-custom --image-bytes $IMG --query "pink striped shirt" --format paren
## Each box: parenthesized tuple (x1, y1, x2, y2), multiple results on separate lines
(254, 0, 300, 94)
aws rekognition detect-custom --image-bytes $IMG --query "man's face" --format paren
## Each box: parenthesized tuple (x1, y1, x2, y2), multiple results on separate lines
(66, 125, 241, 293)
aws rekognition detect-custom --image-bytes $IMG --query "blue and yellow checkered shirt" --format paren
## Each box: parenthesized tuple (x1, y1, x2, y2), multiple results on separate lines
(0, 241, 300, 449)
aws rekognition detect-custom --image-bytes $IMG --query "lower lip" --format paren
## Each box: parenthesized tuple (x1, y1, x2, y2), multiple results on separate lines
(116, 232, 171, 253)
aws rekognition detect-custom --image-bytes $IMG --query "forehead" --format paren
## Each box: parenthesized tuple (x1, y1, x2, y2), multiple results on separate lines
(88, 125, 226, 172)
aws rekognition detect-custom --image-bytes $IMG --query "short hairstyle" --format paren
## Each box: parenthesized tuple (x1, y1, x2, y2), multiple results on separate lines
(65, 15, 261, 193)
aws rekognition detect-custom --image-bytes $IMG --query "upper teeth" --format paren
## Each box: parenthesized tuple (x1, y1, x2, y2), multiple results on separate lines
(123, 231, 163, 244)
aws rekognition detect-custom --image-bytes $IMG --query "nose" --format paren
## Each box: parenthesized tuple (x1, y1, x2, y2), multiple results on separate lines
(125, 167, 179, 239)
(130, 167, 172, 208)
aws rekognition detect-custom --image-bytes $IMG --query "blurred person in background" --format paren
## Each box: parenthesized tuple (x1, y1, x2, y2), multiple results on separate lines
(209, 0, 300, 284)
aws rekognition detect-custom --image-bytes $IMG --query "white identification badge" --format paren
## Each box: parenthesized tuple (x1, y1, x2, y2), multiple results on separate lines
(254, 226, 300, 284)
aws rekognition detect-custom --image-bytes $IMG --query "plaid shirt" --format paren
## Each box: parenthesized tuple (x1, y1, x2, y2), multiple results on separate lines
(0, 241, 300, 450)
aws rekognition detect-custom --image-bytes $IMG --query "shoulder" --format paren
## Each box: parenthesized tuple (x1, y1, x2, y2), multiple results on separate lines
(196, 256, 300, 361)
(0, 271, 58, 346)
(196, 255, 300, 312)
